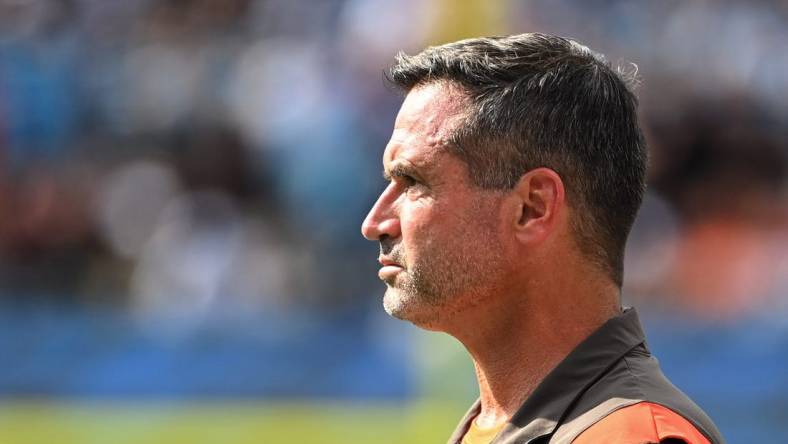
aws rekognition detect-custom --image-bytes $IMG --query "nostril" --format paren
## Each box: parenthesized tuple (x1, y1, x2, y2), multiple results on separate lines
(379, 234, 394, 254)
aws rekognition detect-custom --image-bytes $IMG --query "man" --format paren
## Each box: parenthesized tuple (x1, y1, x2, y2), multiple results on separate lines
(361, 33, 724, 443)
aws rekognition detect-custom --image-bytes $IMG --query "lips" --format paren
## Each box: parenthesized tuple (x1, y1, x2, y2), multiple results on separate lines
(378, 256, 402, 267)
(377, 256, 404, 281)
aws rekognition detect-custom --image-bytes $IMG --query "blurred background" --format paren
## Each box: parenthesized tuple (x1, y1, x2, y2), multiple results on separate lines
(0, 0, 785, 443)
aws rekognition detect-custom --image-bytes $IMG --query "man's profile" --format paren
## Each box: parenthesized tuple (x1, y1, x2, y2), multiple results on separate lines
(361, 33, 724, 444)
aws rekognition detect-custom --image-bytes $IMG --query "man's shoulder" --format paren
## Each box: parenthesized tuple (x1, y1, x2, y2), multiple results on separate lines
(553, 344, 724, 444)
(571, 401, 711, 444)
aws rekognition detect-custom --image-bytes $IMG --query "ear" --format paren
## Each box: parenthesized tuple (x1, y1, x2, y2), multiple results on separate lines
(510, 168, 566, 245)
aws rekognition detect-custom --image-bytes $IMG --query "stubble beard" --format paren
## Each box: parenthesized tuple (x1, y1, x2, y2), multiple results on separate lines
(382, 261, 446, 322)
(381, 232, 503, 328)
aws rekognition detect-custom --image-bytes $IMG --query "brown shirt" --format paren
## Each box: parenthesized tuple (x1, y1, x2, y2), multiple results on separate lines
(448, 308, 724, 444)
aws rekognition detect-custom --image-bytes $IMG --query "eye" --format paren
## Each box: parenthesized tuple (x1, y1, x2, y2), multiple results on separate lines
(398, 176, 428, 199)
(399, 175, 417, 188)
(383, 168, 426, 195)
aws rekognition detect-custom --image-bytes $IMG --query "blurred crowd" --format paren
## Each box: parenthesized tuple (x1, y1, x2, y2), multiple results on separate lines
(0, 0, 399, 319)
(0, 0, 785, 323)
(0, 0, 786, 410)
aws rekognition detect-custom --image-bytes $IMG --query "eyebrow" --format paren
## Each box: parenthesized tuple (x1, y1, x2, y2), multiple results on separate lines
(382, 163, 421, 181)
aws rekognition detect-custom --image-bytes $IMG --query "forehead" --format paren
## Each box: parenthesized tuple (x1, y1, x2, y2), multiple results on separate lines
(383, 82, 468, 166)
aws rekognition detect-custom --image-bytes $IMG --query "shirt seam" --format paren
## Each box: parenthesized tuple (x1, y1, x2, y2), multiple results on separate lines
(622, 353, 649, 401)
(646, 401, 662, 440)
(622, 356, 713, 444)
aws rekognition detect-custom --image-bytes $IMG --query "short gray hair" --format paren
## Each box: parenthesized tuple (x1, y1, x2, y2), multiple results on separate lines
(386, 33, 647, 286)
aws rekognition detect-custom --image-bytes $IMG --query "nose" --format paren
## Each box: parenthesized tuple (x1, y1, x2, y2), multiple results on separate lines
(361, 183, 401, 241)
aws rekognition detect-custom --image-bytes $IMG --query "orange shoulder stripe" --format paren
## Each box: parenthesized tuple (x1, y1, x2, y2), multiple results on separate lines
(572, 402, 711, 444)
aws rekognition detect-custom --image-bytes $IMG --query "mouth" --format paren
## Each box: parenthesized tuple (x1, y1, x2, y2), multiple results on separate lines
(378, 256, 401, 267)
(378, 256, 404, 280)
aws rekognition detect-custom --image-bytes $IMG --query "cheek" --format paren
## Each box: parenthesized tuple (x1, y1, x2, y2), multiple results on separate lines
(397, 201, 447, 258)
(451, 201, 505, 252)
(398, 194, 503, 260)
(399, 198, 441, 236)
(399, 203, 433, 244)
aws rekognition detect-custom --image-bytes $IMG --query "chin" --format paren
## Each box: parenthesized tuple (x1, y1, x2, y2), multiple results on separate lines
(382, 287, 411, 318)
(382, 287, 445, 331)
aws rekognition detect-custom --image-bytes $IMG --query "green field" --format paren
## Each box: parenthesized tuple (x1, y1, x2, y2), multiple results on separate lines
(0, 325, 477, 443)
(0, 400, 466, 444)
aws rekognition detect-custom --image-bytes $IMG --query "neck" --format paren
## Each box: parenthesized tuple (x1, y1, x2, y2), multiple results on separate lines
(444, 271, 621, 428)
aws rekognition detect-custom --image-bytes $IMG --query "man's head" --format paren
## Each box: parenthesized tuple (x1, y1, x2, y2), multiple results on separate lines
(362, 33, 647, 328)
